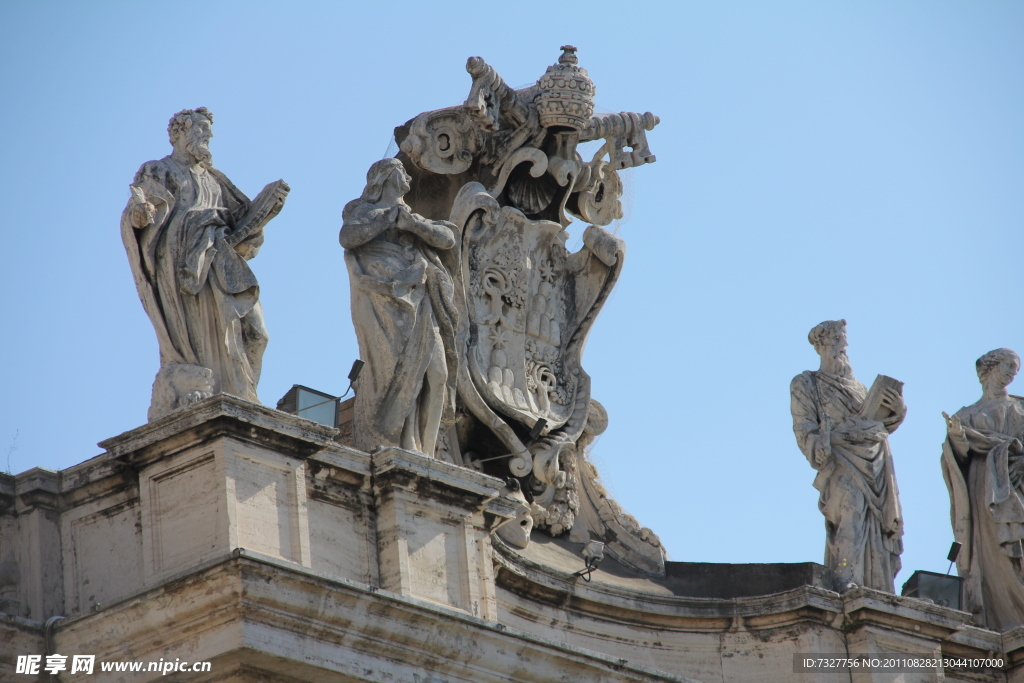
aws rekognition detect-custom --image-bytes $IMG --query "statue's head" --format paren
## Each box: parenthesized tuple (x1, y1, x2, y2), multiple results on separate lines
(976, 348, 1020, 388)
(808, 319, 847, 355)
(361, 158, 410, 203)
(168, 107, 214, 163)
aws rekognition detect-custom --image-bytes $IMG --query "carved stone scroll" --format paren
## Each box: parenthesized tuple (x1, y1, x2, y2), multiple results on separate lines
(400, 107, 482, 176)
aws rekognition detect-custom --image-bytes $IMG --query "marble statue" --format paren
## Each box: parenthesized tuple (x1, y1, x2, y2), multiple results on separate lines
(942, 348, 1024, 630)
(121, 107, 289, 420)
(342, 47, 665, 570)
(791, 320, 906, 592)
(340, 158, 460, 456)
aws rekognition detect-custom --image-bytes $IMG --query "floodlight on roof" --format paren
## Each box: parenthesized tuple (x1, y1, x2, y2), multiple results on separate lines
(274, 360, 365, 429)
(572, 540, 605, 583)
(901, 571, 963, 610)
(276, 385, 340, 428)
(900, 542, 965, 610)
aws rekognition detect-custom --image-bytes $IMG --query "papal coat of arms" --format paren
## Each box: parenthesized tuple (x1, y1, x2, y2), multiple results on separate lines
(349, 47, 665, 574)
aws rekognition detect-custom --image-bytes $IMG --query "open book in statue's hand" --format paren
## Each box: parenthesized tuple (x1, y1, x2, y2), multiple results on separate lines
(226, 179, 290, 246)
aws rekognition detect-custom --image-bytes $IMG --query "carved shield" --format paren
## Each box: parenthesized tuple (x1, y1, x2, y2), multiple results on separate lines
(451, 183, 619, 433)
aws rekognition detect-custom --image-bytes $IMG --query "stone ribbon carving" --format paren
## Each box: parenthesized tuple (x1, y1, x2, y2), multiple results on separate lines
(942, 348, 1024, 631)
(344, 47, 664, 571)
(791, 320, 906, 592)
(121, 108, 289, 421)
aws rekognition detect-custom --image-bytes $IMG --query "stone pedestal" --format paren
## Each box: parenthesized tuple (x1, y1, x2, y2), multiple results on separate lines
(136, 434, 311, 583)
(100, 395, 339, 588)
(372, 448, 511, 620)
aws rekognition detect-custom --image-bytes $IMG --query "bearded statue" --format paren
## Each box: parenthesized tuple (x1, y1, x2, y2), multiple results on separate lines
(121, 107, 289, 420)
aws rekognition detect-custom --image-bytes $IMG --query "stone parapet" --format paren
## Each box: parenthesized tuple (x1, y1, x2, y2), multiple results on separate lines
(3, 396, 1024, 682)
(99, 392, 339, 466)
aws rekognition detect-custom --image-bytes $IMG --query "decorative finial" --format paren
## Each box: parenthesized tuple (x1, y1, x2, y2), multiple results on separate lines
(558, 45, 579, 66)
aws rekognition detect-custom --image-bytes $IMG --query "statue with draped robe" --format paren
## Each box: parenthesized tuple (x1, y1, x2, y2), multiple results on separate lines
(791, 320, 906, 592)
(121, 107, 289, 421)
(340, 158, 459, 456)
(943, 348, 1024, 630)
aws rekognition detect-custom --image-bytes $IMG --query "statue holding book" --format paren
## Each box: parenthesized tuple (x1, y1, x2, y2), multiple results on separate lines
(790, 319, 906, 592)
(121, 107, 289, 420)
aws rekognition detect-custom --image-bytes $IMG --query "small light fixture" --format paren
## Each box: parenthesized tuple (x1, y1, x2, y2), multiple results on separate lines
(348, 359, 365, 384)
(336, 359, 365, 400)
(947, 541, 962, 573)
(573, 540, 605, 582)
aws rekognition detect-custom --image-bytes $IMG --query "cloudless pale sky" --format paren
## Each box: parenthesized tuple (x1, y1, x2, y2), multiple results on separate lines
(1, 1, 1022, 590)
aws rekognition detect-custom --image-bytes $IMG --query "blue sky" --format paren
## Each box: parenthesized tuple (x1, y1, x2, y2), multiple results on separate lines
(1, 1, 1022, 589)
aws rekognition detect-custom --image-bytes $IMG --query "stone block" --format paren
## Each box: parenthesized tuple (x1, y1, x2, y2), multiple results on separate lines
(664, 561, 834, 598)
(98, 396, 338, 586)
(138, 435, 312, 584)
(371, 448, 510, 620)
(305, 445, 375, 585)
(64, 499, 142, 614)
(14, 469, 63, 622)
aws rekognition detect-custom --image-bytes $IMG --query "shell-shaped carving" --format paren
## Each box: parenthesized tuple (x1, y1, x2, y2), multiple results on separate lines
(508, 171, 558, 215)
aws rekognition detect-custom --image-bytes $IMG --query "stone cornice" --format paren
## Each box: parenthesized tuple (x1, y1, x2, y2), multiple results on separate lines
(371, 447, 506, 509)
(14, 467, 59, 511)
(99, 394, 338, 468)
(841, 585, 982, 640)
(493, 538, 845, 630)
(50, 551, 699, 683)
(490, 537, 1022, 661)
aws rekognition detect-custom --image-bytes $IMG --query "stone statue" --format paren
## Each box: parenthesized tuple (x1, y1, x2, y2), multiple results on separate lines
(942, 348, 1024, 630)
(121, 108, 289, 420)
(340, 158, 460, 456)
(791, 320, 906, 592)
